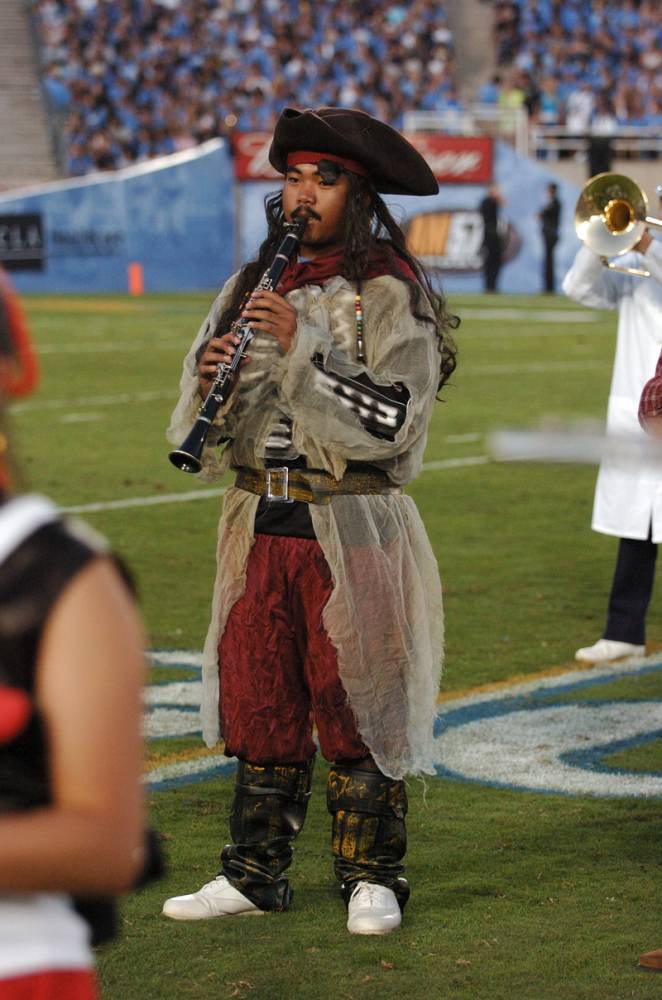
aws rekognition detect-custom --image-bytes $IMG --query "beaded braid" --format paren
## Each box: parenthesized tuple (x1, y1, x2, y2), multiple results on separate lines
(340, 170, 458, 391)
(354, 286, 365, 362)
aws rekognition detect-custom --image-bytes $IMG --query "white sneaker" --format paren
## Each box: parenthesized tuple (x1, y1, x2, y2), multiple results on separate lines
(162, 875, 264, 921)
(575, 638, 645, 663)
(346, 881, 402, 936)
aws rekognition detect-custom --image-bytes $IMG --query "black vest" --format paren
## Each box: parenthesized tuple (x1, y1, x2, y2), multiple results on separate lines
(0, 502, 123, 943)
(0, 517, 95, 812)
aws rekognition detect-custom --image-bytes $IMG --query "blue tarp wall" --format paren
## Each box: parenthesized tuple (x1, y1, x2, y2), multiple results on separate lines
(0, 137, 581, 295)
(0, 139, 234, 293)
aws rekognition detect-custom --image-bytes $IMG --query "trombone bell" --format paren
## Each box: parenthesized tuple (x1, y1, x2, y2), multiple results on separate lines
(575, 173, 650, 258)
(603, 198, 634, 235)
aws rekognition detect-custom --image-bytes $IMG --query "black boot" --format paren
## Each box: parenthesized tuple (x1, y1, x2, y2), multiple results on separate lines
(327, 762, 410, 910)
(220, 759, 314, 911)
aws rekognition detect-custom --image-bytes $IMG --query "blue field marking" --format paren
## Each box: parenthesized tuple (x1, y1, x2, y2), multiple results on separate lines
(146, 755, 237, 793)
(559, 725, 662, 779)
(434, 657, 662, 798)
(146, 650, 662, 797)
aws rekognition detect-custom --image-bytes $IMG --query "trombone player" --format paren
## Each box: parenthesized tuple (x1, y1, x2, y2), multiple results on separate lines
(563, 177, 662, 665)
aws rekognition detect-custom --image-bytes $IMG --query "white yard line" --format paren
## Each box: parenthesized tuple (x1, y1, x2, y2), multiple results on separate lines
(59, 413, 103, 423)
(11, 389, 178, 414)
(59, 455, 489, 514)
(37, 341, 184, 354)
(445, 433, 482, 444)
(12, 358, 609, 418)
(465, 360, 609, 376)
(422, 456, 488, 471)
(459, 309, 599, 323)
(61, 486, 228, 514)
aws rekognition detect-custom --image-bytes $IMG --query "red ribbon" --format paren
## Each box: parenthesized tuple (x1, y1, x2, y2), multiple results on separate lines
(0, 685, 31, 745)
(278, 243, 418, 296)
(0, 268, 39, 399)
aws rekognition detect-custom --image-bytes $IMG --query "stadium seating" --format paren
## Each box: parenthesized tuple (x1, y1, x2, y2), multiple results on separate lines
(30, 0, 460, 176)
(489, 0, 662, 130)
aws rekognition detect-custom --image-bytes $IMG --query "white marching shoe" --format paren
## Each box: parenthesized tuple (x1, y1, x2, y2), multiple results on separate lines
(575, 638, 645, 664)
(346, 881, 402, 936)
(162, 875, 264, 921)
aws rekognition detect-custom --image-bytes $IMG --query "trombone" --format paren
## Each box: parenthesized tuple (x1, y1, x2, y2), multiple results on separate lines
(574, 172, 662, 277)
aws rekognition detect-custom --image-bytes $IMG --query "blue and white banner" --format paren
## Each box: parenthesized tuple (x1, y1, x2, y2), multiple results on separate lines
(236, 141, 580, 295)
(0, 139, 235, 294)
(0, 139, 579, 295)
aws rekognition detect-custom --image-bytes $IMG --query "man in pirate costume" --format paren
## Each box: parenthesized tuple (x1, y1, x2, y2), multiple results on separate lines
(164, 107, 457, 935)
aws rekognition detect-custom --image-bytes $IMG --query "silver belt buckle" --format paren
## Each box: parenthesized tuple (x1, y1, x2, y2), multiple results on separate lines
(265, 466, 292, 503)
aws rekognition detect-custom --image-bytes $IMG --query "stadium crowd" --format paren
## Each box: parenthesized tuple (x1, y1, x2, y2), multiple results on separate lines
(486, 0, 662, 132)
(31, 0, 662, 178)
(31, 0, 458, 175)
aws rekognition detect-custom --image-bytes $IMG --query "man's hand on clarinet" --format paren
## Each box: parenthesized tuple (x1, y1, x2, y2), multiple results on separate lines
(199, 332, 249, 378)
(198, 332, 249, 395)
(241, 291, 298, 353)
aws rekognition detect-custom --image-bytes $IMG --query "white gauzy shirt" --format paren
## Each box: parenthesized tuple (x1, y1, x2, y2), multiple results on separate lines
(563, 242, 662, 541)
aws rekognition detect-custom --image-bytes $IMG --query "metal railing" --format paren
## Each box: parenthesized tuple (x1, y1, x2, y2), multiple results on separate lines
(403, 106, 530, 155)
(531, 125, 662, 160)
(404, 108, 662, 162)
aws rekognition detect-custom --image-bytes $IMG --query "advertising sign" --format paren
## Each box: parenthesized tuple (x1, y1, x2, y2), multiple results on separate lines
(0, 214, 44, 271)
(406, 135, 493, 184)
(230, 133, 281, 182)
(230, 132, 493, 184)
(405, 209, 521, 273)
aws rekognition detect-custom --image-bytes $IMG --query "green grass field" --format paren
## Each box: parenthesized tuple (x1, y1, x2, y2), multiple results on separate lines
(12, 291, 662, 999)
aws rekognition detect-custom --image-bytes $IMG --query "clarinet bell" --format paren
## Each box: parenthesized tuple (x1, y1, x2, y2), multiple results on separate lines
(168, 448, 202, 474)
(168, 418, 209, 473)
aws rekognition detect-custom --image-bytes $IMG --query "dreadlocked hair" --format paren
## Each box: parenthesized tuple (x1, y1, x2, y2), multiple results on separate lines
(211, 192, 288, 344)
(213, 166, 458, 392)
(340, 170, 458, 393)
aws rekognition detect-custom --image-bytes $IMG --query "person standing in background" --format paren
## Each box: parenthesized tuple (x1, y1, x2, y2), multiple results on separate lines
(636, 348, 662, 975)
(479, 184, 505, 292)
(563, 191, 662, 665)
(539, 182, 561, 293)
(638, 347, 662, 437)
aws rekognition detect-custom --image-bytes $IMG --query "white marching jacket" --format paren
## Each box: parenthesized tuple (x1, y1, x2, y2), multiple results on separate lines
(168, 273, 444, 779)
(563, 243, 662, 542)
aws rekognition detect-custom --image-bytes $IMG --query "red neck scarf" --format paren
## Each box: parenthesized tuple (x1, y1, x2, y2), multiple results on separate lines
(277, 242, 418, 296)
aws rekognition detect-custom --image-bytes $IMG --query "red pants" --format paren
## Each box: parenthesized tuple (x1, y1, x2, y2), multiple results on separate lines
(219, 534, 369, 763)
(0, 970, 97, 1000)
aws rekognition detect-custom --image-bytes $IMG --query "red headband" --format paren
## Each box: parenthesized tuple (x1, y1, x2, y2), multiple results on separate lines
(286, 150, 369, 178)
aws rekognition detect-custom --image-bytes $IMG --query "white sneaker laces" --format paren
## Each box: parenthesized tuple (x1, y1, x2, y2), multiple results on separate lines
(199, 876, 227, 896)
(351, 883, 381, 907)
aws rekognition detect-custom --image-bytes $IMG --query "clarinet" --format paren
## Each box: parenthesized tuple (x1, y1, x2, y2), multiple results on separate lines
(169, 215, 307, 473)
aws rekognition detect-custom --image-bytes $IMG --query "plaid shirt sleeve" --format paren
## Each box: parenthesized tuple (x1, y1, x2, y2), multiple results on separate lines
(639, 348, 662, 434)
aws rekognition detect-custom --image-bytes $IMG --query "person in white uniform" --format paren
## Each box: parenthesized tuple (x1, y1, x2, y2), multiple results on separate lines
(562, 190, 662, 663)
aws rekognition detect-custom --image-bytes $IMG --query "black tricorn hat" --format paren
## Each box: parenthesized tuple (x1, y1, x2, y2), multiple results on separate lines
(269, 107, 439, 197)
